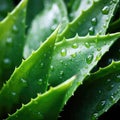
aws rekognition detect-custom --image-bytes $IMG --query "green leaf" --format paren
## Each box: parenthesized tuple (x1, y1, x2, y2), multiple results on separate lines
(0, 0, 14, 21)
(49, 32, 120, 86)
(7, 75, 77, 120)
(26, 0, 44, 29)
(24, 0, 68, 58)
(61, 61, 120, 120)
(68, 0, 93, 21)
(0, 27, 58, 119)
(0, 0, 27, 87)
(57, 0, 119, 41)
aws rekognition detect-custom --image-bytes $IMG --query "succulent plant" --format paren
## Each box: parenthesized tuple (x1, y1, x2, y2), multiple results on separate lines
(0, 0, 120, 119)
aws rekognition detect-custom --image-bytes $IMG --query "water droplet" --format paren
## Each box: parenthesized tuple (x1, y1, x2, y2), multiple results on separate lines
(50, 65, 54, 71)
(102, 6, 110, 15)
(71, 53, 76, 58)
(116, 75, 120, 82)
(11, 92, 16, 96)
(91, 113, 98, 120)
(88, 27, 94, 35)
(21, 78, 27, 83)
(60, 71, 64, 76)
(38, 79, 43, 85)
(3, 58, 11, 65)
(107, 79, 111, 82)
(51, 24, 57, 30)
(96, 100, 106, 111)
(37, 112, 44, 119)
(91, 17, 97, 26)
(72, 43, 78, 49)
(12, 25, 18, 33)
(61, 49, 67, 57)
(86, 54, 94, 64)
(95, 53, 101, 61)
(40, 63, 44, 67)
(97, 47, 101, 51)
(110, 95, 115, 103)
(6, 38, 12, 44)
(85, 42, 90, 48)
(107, 84, 114, 90)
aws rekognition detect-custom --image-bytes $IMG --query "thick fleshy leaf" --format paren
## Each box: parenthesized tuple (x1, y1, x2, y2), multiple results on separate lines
(68, 0, 93, 21)
(26, 0, 44, 29)
(0, 0, 27, 86)
(0, 0, 14, 21)
(0, 27, 58, 119)
(49, 32, 120, 86)
(7, 75, 78, 120)
(60, 61, 120, 120)
(24, 0, 68, 58)
(57, 0, 119, 41)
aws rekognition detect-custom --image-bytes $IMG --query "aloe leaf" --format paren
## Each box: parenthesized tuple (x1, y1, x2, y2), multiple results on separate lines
(0, 0, 14, 21)
(68, 0, 93, 21)
(57, 0, 119, 41)
(60, 61, 120, 120)
(26, 0, 44, 29)
(108, 18, 120, 33)
(6, 75, 78, 120)
(24, 0, 68, 58)
(0, 0, 27, 86)
(49, 32, 120, 86)
(0, 27, 58, 119)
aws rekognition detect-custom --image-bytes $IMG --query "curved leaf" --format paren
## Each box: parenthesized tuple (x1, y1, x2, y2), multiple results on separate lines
(49, 32, 120, 86)
(68, 0, 93, 21)
(57, 0, 119, 41)
(60, 61, 120, 120)
(24, 0, 68, 58)
(0, 27, 58, 119)
(7, 75, 77, 120)
(26, 0, 44, 29)
(0, 0, 27, 86)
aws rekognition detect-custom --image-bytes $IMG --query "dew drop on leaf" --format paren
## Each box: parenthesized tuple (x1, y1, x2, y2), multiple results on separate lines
(96, 100, 106, 111)
(86, 54, 94, 64)
(110, 95, 116, 103)
(40, 63, 44, 67)
(50, 65, 54, 71)
(60, 71, 64, 75)
(91, 113, 98, 120)
(88, 27, 94, 35)
(61, 49, 67, 57)
(11, 92, 16, 96)
(21, 78, 27, 84)
(37, 79, 43, 85)
(6, 38, 12, 44)
(102, 6, 110, 15)
(3, 58, 11, 66)
(91, 17, 97, 26)
(72, 43, 78, 49)
(115, 75, 120, 82)
(84, 42, 90, 48)
(12, 25, 18, 33)
(71, 53, 76, 58)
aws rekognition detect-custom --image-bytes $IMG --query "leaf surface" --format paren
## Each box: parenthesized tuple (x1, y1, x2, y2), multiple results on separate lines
(0, 27, 58, 119)
(24, 0, 68, 58)
(7, 75, 78, 120)
(60, 61, 120, 120)
(49, 33, 120, 86)
(57, 0, 119, 41)
(0, 0, 27, 86)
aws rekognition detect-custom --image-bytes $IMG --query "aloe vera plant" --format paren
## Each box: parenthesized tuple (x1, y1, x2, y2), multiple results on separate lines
(0, 0, 120, 120)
